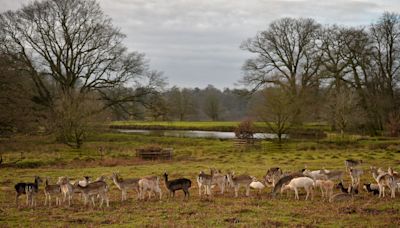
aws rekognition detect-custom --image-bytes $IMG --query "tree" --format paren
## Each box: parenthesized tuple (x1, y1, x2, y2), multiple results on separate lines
(253, 87, 300, 142)
(0, 0, 164, 147)
(0, 54, 43, 135)
(143, 93, 168, 121)
(203, 85, 223, 121)
(166, 87, 195, 121)
(52, 92, 107, 148)
(241, 18, 322, 97)
(234, 119, 255, 140)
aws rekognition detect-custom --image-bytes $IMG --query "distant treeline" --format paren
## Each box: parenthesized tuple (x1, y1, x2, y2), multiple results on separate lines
(111, 85, 251, 122)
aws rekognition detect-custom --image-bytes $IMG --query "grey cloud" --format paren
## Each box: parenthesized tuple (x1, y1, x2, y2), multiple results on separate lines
(1, 0, 400, 88)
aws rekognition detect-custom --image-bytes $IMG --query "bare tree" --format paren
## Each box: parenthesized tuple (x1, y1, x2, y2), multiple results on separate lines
(166, 87, 195, 121)
(0, 0, 164, 146)
(52, 92, 107, 148)
(241, 18, 322, 97)
(203, 85, 223, 121)
(0, 54, 43, 135)
(253, 87, 300, 142)
(143, 93, 169, 121)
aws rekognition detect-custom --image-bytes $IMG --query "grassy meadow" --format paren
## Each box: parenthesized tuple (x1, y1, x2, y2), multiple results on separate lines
(1, 128, 400, 227)
(110, 121, 330, 132)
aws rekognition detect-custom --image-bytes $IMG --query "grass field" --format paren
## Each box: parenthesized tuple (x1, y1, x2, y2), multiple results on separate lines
(110, 121, 330, 132)
(1, 132, 400, 227)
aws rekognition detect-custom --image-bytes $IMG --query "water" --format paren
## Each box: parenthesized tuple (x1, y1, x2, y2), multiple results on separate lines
(116, 129, 285, 139)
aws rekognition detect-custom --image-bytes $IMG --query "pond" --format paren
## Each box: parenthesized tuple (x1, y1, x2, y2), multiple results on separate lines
(116, 129, 286, 139)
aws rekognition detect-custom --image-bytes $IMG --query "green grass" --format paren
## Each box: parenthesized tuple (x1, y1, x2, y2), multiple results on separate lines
(110, 120, 330, 132)
(1, 133, 400, 227)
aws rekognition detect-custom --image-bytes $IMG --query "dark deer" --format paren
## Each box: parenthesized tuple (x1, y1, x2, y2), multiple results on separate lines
(15, 176, 43, 207)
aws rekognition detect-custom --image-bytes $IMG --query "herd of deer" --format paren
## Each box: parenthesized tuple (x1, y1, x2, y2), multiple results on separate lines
(13, 159, 400, 208)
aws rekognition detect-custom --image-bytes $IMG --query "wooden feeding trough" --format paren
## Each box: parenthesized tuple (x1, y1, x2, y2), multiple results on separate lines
(136, 146, 173, 160)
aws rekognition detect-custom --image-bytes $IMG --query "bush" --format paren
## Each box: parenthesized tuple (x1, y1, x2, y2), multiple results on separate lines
(234, 119, 255, 140)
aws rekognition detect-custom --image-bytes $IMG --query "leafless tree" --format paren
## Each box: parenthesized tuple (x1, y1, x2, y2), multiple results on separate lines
(0, 0, 164, 146)
(0, 54, 43, 135)
(253, 87, 300, 142)
(241, 18, 322, 97)
(203, 85, 223, 121)
(166, 87, 196, 121)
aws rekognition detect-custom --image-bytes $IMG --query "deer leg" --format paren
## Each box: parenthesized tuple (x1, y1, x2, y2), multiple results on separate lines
(234, 186, 239, 197)
(100, 195, 104, 208)
(91, 196, 96, 207)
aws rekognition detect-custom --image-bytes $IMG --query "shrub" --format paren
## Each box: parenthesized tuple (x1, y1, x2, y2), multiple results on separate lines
(234, 119, 255, 140)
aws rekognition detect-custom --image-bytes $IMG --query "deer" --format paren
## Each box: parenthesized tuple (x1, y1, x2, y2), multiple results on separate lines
(44, 178, 61, 207)
(197, 171, 214, 197)
(111, 172, 140, 201)
(74, 180, 109, 207)
(57, 176, 74, 206)
(15, 176, 42, 207)
(349, 167, 363, 189)
(209, 168, 228, 194)
(138, 176, 162, 200)
(226, 171, 253, 197)
(163, 172, 191, 199)
(281, 177, 315, 200)
(370, 166, 396, 198)
(264, 167, 283, 187)
(345, 159, 362, 171)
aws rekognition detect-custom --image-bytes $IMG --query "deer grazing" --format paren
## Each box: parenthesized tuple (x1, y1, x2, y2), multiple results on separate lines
(272, 172, 305, 196)
(163, 172, 191, 199)
(249, 177, 266, 194)
(281, 177, 314, 200)
(111, 172, 140, 201)
(15, 176, 43, 207)
(226, 171, 253, 197)
(44, 178, 61, 207)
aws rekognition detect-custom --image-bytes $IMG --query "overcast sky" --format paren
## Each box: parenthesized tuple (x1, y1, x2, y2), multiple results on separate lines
(1, 0, 400, 89)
